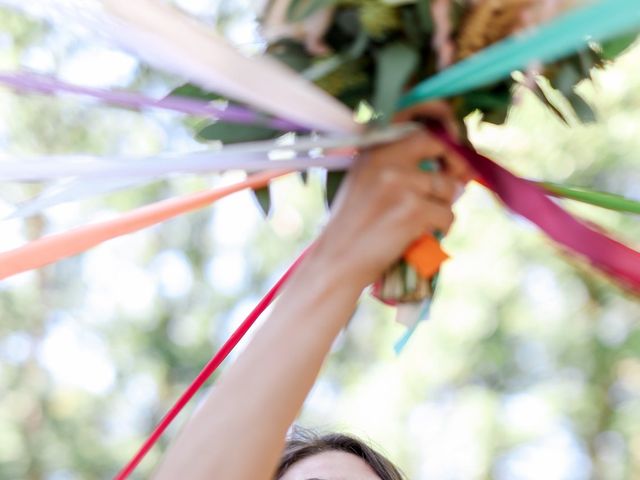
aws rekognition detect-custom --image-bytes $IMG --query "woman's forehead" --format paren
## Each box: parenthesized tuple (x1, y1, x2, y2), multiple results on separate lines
(279, 450, 382, 480)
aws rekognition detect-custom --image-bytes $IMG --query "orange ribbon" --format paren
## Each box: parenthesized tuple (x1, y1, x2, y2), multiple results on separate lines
(0, 170, 289, 281)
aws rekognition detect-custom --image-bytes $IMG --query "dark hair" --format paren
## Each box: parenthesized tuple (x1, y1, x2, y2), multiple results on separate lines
(275, 428, 405, 480)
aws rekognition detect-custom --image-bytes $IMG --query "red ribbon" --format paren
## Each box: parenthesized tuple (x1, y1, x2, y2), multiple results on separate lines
(428, 122, 640, 292)
(115, 248, 309, 479)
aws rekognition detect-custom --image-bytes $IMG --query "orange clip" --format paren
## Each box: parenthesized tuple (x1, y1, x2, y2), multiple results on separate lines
(404, 233, 449, 279)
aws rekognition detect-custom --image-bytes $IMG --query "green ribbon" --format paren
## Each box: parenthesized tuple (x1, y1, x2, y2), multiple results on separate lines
(540, 182, 640, 214)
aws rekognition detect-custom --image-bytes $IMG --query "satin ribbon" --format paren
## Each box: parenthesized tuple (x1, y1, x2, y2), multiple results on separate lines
(0, 170, 289, 281)
(0, 71, 302, 131)
(114, 247, 309, 479)
(427, 122, 640, 291)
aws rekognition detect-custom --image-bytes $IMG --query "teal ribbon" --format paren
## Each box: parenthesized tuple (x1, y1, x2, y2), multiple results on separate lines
(400, 0, 640, 107)
(394, 300, 432, 354)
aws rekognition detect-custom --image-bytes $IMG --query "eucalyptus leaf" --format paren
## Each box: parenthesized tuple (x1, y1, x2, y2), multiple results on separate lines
(197, 122, 280, 144)
(373, 42, 419, 124)
(253, 185, 272, 217)
(287, 0, 335, 22)
(326, 170, 346, 209)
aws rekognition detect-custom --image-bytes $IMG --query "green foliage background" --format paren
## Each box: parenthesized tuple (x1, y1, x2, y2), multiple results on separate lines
(0, 2, 639, 479)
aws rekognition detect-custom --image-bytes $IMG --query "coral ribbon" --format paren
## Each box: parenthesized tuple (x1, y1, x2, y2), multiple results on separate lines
(0, 170, 289, 281)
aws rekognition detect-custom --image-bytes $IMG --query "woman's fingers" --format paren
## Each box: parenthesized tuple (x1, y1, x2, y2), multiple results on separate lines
(371, 131, 446, 169)
(405, 170, 459, 203)
(393, 100, 476, 183)
(391, 189, 455, 235)
(369, 132, 473, 187)
(442, 148, 475, 183)
(419, 200, 455, 233)
(393, 100, 460, 140)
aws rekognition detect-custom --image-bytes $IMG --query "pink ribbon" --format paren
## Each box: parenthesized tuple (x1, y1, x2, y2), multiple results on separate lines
(429, 122, 640, 292)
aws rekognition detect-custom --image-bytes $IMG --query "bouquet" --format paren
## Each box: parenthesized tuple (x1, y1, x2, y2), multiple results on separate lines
(177, 0, 638, 310)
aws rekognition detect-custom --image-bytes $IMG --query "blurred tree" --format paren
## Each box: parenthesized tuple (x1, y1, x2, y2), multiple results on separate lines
(0, 3, 639, 480)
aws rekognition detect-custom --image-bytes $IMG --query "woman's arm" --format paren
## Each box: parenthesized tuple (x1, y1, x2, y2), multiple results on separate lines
(154, 131, 465, 480)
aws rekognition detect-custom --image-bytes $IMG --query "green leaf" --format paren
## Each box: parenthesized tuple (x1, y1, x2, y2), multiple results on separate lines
(169, 83, 223, 102)
(567, 91, 597, 123)
(326, 170, 346, 209)
(462, 90, 512, 111)
(338, 84, 372, 111)
(373, 42, 419, 124)
(197, 122, 280, 144)
(286, 0, 335, 22)
(335, 8, 361, 36)
(268, 39, 313, 72)
(456, 84, 512, 124)
(600, 31, 638, 60)
(253, 186, 272, 217)
(401, 7, 424, 46)
(415, 0, 433, 34)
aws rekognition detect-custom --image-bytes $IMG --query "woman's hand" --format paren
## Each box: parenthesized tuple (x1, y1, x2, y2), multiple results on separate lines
(312, 100, 473, 289)
(313, 130, 464, 289)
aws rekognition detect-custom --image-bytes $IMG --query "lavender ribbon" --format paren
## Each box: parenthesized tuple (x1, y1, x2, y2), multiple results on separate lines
(0, 71, 304, 132)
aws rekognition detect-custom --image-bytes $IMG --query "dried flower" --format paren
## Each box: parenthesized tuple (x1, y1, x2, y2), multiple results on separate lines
(456, 0, 535, 60)
(358, 1, 401, 39)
